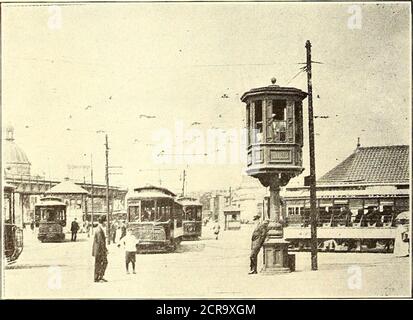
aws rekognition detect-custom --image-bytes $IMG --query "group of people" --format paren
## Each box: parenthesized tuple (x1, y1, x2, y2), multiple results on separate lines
(91, 217, 139, 283)
(354, 207, 387, 226)
(89, 216, 268, 283)
(109, 220, 127, 243)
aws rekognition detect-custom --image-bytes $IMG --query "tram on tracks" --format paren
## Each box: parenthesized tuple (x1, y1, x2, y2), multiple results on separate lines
(127, 186, 183, 253)
(35, 196, 67, 242)
(177, 197, 202, 240)
(3, 184, 23, 264)
(283, 202, 401, 253)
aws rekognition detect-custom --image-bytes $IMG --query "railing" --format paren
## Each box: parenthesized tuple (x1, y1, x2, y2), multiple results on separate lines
(286, 213, 396, 228)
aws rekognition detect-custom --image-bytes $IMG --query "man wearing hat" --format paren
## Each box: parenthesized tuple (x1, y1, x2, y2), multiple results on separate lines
(249, 215, 269, 274)
(92, 216, 108, 282)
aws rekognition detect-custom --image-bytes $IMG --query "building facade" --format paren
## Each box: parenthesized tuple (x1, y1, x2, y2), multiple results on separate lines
(3, 126, 128, 227)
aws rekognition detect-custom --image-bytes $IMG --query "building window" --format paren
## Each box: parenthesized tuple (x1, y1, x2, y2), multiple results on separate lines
(287, 206, 301, 215)
(271, 100, 287, 142)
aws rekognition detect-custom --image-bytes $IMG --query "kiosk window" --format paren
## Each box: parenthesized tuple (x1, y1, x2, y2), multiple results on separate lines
(271, 100, 287, 142)
(246, 104, 251, 145)
(294, 101, 303, 144)
(254, 100, 263, 142)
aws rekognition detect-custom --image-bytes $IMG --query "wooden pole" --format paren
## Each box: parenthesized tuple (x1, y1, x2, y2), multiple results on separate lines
(182, 169, 186, 196)
(90, 154, 94, 235)
(105, 134, 110, 244)
(305, 40, 318, 271)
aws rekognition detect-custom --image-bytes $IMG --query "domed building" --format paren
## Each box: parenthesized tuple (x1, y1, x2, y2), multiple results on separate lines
(3, 125, 31, 176)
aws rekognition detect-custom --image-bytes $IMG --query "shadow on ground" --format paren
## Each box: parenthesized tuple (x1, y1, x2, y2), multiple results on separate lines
(175, 242, 206, 253)
(40, 238, 90, 244)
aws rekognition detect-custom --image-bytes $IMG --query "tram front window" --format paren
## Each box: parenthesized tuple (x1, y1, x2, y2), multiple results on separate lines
(128, 206, 140, 222)
(141, 200, 156, 221)
(3, 196, 11, 223)
(47, 210, 57, 222)
(57, 208, 66, 221)
(141, 208, 153, 221)
(154, 200, 171, 222)
(185, 208, 193, 221)
(196, 208, 202, 221)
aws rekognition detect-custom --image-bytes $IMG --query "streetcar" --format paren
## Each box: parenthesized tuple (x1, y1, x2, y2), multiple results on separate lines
(282, 199, 400, 253)
(3, 184, 23, 264)
(177, 197, 203, 240)
(127, 186, 183, 253)
(35, 196, 67, 242)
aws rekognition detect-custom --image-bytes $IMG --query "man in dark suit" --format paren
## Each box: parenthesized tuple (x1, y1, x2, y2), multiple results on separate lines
(92, 216, 108, 282)
(249, 215, 269, 274)
(71, 218, 79, 241)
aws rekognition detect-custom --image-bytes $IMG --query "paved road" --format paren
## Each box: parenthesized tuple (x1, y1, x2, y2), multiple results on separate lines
(3, 224, 410, 298)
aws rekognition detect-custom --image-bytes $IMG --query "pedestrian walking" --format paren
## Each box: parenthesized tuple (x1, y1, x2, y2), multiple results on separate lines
(71, 218, 80, 241)
(212, 220, 220, 240)
(110, 221, 117, 244)
(85, 220, 91, 238)
(249, 215, 269, 274)
(118, 228, 139, 274)
(92, 216, 108, 283)
(394, 221, 409, 257)
(119, 220, 127, 241)
(30, 219, 35, 233)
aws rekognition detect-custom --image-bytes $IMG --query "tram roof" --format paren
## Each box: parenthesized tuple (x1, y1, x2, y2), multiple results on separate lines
(35, 200, 66, 207)
(223, 206, 241, 213)
(177, 197, 202, 206)
(133, 186, 176, 196)
(3, 183, 15, 191)
(130, 186, 176, 200)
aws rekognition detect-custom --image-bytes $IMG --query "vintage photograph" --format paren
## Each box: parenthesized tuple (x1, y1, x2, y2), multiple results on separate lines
(1, 1, 411, 299)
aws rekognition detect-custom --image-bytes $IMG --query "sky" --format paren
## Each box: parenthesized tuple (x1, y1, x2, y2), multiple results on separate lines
(2, 2, 411, 193)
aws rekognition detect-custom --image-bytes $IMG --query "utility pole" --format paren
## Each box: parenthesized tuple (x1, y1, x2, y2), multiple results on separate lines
(90, 154, 94, 235)
(306, 40, 318, 271)
(83, 175, 87, 225)
(181, 169, 186, 196)
(105, 134, 110, 244)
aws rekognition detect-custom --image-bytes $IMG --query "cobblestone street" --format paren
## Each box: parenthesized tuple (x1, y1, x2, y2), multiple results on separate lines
(3, 225, 410, 299)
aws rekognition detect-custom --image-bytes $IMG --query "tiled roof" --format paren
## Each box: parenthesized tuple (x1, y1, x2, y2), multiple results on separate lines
(318, 145, 409, 185)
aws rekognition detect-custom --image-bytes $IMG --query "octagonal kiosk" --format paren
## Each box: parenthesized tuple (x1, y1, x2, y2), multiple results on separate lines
(241, 78, 307, 274)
